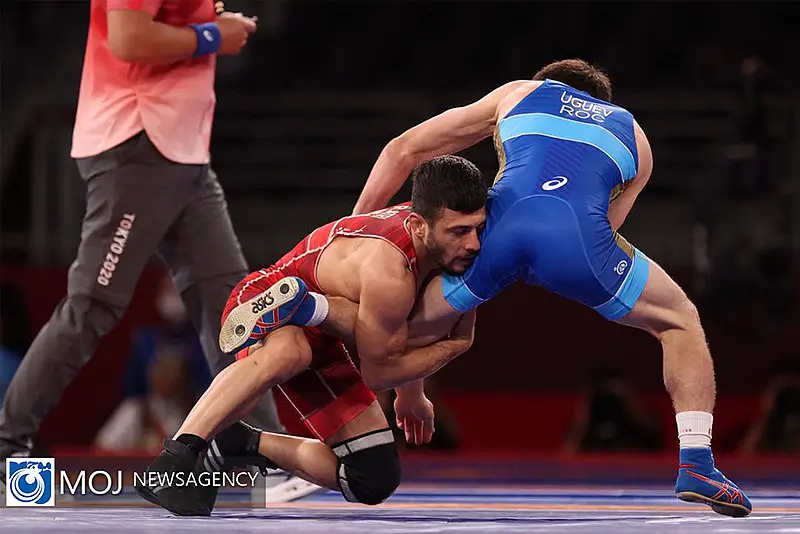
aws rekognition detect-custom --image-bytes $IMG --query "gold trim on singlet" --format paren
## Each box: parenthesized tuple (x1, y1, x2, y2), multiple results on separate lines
(613, 232, 635, 259)
(609, 178, 635, 204)
(492, 126, 508, 186)
(609, 183, 623, 203)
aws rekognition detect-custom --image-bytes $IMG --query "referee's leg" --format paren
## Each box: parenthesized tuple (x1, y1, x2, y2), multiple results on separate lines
(0, 133, 195, 463)
(158, 165, 287, 434)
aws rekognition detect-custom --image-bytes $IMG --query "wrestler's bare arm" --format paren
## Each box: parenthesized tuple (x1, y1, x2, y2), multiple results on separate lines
(314, 296, 360, 346)
(314, 288, 464, 353)
(607, 120, 653, 231)
(355, 249, 473, 391)
(353, 80, 529, 214)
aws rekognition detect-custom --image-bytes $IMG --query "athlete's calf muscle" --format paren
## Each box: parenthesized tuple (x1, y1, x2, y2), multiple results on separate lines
(315, 296, 359, 344)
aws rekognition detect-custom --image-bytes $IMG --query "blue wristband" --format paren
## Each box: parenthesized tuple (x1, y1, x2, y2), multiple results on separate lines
(189, 22, 222, 58)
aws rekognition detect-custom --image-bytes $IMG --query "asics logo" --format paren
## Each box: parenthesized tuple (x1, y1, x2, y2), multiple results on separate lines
(251, 293, 275, 314)
(542, 176, 568, 191)
(614, 260, 628, 275)
(685, 470, 744, 505)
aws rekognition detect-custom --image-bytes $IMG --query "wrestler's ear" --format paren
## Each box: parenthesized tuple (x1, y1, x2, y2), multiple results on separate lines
(407, 212, 429, 238)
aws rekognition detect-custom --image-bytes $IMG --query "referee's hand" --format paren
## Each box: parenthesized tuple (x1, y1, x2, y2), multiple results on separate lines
(216, 8, 258, 55)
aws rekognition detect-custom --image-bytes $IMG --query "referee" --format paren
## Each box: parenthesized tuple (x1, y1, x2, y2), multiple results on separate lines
(0, 0, 305, 496)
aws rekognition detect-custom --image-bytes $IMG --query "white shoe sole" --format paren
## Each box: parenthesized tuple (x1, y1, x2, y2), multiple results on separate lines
(219, 277, 300, 354)
(256, 473, 324, 505)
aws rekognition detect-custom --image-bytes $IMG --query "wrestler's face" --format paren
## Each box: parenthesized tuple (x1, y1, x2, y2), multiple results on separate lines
(424, 207, 486, 275)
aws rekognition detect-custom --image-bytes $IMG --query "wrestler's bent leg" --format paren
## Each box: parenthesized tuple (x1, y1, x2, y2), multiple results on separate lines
(191, 295, 462, 513)
(616, 260, 714, 414)
(193, 364, 395, 511)
(523, 199, 751, 518)
(192, 400, 397, 512)
(617, 258, 751, 517)
(259, 337, 397, 505)
(180, 327, 311, 439)
(134, 327, 311, 516)
(255, 400, 398, 504)
(452, 191, 751, 518)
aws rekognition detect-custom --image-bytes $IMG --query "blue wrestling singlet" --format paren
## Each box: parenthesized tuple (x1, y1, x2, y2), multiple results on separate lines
(442, 79, 650, 320)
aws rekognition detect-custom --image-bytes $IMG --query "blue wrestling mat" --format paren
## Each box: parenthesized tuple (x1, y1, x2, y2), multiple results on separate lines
(2, 483, 799, 533)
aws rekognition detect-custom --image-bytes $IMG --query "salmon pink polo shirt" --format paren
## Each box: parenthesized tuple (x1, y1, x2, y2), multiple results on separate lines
(71, 0, 217, 164)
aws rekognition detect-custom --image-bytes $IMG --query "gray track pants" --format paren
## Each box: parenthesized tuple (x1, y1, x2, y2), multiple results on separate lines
(0, 132, 285, 459)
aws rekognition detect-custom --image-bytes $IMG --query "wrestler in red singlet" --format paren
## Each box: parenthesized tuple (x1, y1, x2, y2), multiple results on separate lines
(222, 203, 417, 440)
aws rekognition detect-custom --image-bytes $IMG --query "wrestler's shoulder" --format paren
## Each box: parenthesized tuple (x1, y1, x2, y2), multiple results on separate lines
(360, 239, 414, 279)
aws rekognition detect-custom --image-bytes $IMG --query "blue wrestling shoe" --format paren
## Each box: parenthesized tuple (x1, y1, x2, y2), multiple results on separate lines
(219, 276, 311, 354)
(674, 447, 752, 517)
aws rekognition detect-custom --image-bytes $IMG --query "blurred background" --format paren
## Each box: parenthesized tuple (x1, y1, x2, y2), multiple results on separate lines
(2, 1, 800, 484)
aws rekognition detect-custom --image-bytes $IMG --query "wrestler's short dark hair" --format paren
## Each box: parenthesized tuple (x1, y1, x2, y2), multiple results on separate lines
(533, 59, 613, 102)
(410, 155, 487, 223)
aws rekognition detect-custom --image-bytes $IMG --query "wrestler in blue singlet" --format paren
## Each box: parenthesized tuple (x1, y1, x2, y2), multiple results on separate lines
(441, 79, 649, 320)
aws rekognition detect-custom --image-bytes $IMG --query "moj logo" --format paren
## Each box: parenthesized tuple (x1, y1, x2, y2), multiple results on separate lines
(5, 458, 55, 507)
(60, 470, 123, 497)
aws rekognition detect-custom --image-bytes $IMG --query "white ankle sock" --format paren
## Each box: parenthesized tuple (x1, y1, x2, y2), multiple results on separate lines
(676, 411, 713, 449)
(305, 292, 329, 327)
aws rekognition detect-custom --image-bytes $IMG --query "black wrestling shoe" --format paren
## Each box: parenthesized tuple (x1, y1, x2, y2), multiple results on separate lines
(134, 439, 211, 517)
(195, 421, 275, 512)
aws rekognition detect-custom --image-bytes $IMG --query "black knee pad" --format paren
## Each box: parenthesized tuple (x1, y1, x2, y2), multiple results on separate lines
(333, 428, 400, 505)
